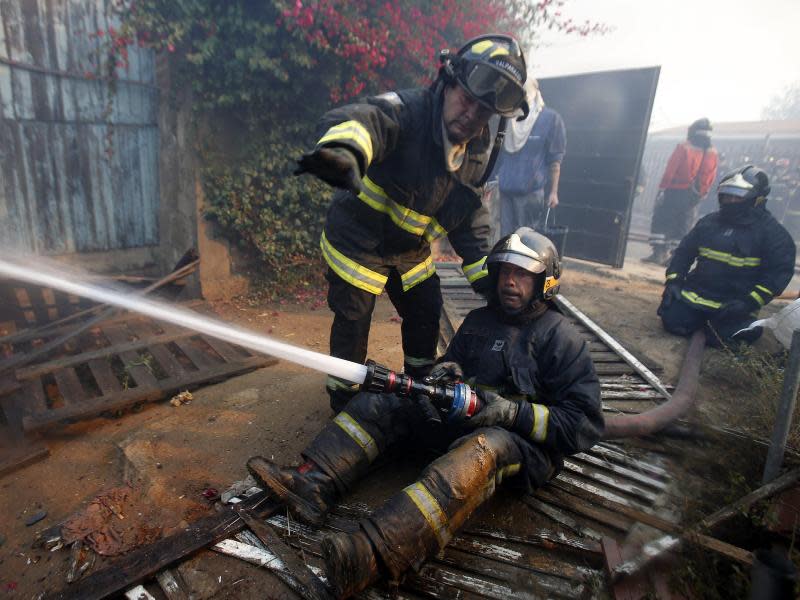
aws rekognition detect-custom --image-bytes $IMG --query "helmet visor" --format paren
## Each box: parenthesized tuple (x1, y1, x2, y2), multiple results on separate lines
(487, 251, 546, 274)
(462, 62, 525, 115)
(718, 172, 754, 198)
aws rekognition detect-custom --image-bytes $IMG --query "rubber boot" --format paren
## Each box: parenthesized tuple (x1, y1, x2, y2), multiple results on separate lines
(642, 244, 667, 264)
(247, 457, 337, 526)
(361, 428, 526, 582)
(322, 528, 381, 599)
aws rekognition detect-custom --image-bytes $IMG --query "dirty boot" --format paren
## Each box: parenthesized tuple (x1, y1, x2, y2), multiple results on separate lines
(246, 456, 337, 526)
(322, 529, 381, 599)
(642, 245, 667, 264)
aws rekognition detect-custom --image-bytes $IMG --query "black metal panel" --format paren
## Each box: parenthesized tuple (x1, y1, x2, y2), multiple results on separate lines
(538, 67, 660, 267)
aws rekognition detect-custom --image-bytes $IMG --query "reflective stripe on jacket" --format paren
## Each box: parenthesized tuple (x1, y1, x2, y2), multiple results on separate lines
(317, 87, 492, 294)
(666, 208, 796, 310)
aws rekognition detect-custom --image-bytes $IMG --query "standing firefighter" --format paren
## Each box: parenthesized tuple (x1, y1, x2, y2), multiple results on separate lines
(247, 229, 604, 598)
(658, 165, 796, 346)
(295, 35, 529, 410)
(645, 118, 719, 265)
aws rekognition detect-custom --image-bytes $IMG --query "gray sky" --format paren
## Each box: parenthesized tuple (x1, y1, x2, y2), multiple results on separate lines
(530, 0, 800, 131)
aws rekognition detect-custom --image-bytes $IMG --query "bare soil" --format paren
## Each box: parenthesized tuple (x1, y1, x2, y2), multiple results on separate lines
(0, 260, 794, 597)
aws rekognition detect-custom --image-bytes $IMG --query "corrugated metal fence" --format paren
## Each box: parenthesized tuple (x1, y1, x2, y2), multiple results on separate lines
(0, 0, 158, 255)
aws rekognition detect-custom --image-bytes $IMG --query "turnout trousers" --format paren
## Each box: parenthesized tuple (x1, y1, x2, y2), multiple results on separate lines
(303, 391, 554, 581)
(326, 268, 443, 411)
(658, 296, 762, 348)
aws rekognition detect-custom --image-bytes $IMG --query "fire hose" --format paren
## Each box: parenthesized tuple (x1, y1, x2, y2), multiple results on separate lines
(602, 329, 706, 439)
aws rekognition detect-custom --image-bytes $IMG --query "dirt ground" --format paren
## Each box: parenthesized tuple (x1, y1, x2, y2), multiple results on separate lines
(0, 257, 795, 597)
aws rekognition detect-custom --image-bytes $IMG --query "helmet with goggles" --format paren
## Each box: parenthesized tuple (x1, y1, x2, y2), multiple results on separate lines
(718, 164, 770, 205)
(439, 34, 528, 118)
(487, 227, 561, 301)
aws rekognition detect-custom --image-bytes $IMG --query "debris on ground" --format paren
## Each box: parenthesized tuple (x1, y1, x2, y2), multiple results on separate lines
(24, 510, 47, 526)
(60, 487, 162, 556)
(169, 390, 193, 407)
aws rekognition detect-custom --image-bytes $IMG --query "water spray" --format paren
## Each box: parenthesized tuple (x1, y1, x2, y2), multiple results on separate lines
(0, 258, 481, 421)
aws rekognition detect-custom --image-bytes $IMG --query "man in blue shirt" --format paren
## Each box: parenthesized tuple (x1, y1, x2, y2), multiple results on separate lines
(493, 78, 567, 236)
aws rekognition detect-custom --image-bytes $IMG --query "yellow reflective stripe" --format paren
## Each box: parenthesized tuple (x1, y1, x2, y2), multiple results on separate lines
(463, 257, 488, 283)
(680, 290, 722, 309)
(530, 403, 549, 442)
(404, 355, 435, 367)
(333, 412, 379, 462)
(422, 218, 447, 243)
(750, 291, 766, 306)
(496, 463, 520, 485)
(489, 47, 510, 58)
(665, 273, 679, 281)
(318, 120, 373, 166)
(401, 255, 436, 291)
(358, 177, 433, 237)
(404, 482, 449, 547)
(698, 247, 761, 267)
(755, 284, 773, 296)
(321, 232, 387, 295)
(326, 376, 359, 392)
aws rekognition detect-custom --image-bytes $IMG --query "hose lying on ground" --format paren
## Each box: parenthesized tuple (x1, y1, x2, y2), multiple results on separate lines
(603, 330, 706, 439)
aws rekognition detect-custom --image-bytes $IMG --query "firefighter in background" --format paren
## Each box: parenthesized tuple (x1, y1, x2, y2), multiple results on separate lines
(294, 35, 529, 410)
(658, 165, 796, 346)
(247, 229, 604, 598)
(644, 118, 719, 265)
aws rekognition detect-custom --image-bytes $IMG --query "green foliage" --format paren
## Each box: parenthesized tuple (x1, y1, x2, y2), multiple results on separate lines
(202, 124, 331, 279)
(109, 0, 607, 288)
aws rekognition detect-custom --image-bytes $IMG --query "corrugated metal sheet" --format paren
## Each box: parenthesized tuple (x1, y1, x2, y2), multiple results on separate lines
(0, 0, 159, 255)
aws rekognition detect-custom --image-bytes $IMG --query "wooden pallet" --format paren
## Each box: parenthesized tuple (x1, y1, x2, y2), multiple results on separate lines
(5, 315, 277, 433)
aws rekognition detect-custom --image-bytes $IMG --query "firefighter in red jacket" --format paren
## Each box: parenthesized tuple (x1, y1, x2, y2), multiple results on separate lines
(645, 118, 719, 265)
(294, 35, 529, 411)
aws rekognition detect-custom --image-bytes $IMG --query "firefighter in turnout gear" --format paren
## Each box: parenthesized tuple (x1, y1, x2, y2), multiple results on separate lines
(658, 165, 796, 346)
(247, 228, 604, 598)
(295, 35, 530, 411)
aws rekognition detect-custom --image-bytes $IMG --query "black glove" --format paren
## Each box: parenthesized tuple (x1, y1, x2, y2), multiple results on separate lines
(715, 298, 758, 323)
(658, 281, 682, 314)
(294, 147, 362, 194)
(425, 361, 464, 385)
(465, 390, 519, 429)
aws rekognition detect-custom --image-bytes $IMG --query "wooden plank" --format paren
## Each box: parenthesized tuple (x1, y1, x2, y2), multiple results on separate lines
(87, 358, 122, 396)
(145, 344, 185, 379)
(235, 506, 333, 600)
(173, 337, 219, 370)
(0, 441, 50, 478)
(202, 335, 251, 362)
(553, 479, 753, 567)
(593, 363, 636, 376)
(23, 355, 275, 431)
(535, 487, 632, 532)
(52, 367, 87, 405)
(562, 460, 658, 504)
(46, 493, 278, 600)
(571, 452, 667, 491)
(15, 329, 194, 380)
(154, 570, 190, 600)
(103, 324, 158, 389)
(23, 377, 48, 414)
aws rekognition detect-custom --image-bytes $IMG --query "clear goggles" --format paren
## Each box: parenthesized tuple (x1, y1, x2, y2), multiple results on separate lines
(460, 62, 525, 116)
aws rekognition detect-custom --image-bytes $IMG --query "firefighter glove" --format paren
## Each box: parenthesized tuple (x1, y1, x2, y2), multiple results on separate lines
(466, 390, 519, 429)
(294, 147, 362, 194)
(716, 297, 757, 322)
(425, 361, 464, 385)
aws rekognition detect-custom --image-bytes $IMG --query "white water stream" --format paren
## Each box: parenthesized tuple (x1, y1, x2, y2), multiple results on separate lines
(0, 258, 369, 384)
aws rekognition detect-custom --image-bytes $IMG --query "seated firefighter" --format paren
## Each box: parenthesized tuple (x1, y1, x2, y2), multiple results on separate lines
(658, 165, 796, 346)
(247, 228, 604, 598)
